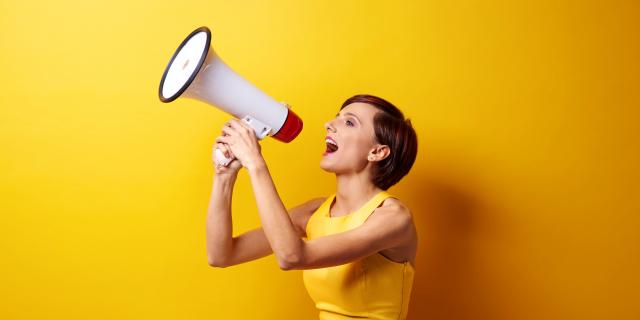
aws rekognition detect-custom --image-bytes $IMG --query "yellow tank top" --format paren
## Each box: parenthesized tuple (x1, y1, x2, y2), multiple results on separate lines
(302, 191, 415, 320)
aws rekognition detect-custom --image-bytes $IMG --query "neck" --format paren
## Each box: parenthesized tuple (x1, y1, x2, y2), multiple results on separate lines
(332, 170, 383, 217)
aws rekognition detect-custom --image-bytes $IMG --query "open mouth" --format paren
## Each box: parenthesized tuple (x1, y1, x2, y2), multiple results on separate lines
(325, 137, 339, 154)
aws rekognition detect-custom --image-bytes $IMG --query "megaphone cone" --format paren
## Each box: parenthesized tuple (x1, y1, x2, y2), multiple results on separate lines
(158, 26, 303, 144)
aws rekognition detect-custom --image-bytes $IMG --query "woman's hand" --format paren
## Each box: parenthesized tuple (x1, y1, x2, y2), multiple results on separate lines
(215, 119, 265, 171)
(213, 142, 242, 176)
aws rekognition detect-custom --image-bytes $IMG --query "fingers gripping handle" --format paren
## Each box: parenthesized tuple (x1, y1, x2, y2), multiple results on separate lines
(213, 148, 233, 167)
(213, 115, 271, 167)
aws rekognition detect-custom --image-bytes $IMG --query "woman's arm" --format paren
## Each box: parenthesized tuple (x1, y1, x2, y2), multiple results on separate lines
(245, 161, 307, 269)
(205, 172, 240, 267)
(206, 139, 273, 268)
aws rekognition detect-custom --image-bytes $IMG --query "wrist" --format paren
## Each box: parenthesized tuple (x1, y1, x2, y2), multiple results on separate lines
(214, 171, 238, 183)
(245, 157, 267, 174)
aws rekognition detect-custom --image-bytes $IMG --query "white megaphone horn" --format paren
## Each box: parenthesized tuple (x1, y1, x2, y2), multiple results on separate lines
(158, 26, 303, 166)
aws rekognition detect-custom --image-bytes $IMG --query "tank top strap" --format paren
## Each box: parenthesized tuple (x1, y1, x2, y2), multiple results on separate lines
(350, 190, 394, 226)
(305, 195, 335, 239)
(315, 195, 335, 216)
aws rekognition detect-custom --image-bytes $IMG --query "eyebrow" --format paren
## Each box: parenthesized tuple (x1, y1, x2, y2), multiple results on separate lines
(336, 111, 361, 124)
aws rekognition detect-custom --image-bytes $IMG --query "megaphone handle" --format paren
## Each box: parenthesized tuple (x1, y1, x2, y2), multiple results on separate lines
(213, 147, 234, 167)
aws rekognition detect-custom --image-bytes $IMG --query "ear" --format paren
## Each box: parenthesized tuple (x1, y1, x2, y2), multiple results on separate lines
(367, 144, 391, 162)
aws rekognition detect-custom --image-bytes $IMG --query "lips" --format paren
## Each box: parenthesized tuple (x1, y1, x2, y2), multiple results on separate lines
(325, 136, 339, 154)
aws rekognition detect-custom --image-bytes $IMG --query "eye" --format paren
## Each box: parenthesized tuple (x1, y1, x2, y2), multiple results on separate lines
(335, 113, 356, 127)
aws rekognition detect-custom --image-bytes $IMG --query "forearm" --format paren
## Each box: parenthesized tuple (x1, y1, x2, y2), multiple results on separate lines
(246, 160, 304, 267)
(205, 173, 237, 266)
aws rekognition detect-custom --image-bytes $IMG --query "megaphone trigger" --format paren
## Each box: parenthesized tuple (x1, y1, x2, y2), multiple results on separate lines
(241, 115, 272, 140)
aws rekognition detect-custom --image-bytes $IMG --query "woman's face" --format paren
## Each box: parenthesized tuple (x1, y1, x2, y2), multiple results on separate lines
(320, 102, 382, 174)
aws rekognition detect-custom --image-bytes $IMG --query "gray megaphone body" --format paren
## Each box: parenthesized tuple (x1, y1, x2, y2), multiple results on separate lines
(158, 26, 303, 166)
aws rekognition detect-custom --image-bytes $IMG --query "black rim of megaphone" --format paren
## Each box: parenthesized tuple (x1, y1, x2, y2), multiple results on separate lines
(158, 26, 212, 103)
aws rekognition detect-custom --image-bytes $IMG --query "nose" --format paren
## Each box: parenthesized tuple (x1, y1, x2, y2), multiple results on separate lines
(324, 119, 336, 133)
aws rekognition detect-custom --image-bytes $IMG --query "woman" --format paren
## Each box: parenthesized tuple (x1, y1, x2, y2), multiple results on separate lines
(206, 94, 419, 319)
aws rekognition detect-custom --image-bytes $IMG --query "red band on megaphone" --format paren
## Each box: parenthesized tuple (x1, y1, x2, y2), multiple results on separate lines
(272, 108, 303, 143)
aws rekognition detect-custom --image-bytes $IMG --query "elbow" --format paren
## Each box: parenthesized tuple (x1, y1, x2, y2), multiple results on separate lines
(277, 252, 303, 271)
(207, 242, 235, 268)
(207, 256, 231, 268)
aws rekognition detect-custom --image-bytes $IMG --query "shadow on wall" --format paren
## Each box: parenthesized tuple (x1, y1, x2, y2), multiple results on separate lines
(400, 171, 508, 320)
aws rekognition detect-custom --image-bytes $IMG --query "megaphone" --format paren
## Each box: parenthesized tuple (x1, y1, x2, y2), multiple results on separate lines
(158, 26, 303, 166)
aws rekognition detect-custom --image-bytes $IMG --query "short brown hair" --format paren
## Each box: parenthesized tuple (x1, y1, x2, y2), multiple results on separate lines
(341, 94, 418, 190)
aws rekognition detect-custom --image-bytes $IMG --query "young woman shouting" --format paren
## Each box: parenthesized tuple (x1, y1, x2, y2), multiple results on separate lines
(207, 94, 418, 320)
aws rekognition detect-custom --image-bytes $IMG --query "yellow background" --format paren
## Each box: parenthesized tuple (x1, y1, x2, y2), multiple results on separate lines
(1, 1, 639, 319)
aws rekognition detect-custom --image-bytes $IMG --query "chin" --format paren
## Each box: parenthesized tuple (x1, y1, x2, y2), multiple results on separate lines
(319, 158, 336, 173)
(320, 156, 354, 174)
(320, 154, 347, 173)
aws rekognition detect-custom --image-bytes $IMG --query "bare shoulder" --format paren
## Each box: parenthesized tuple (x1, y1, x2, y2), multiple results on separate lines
(375, 197, 413, 221)
(370, 197, 417, 263)
(365, 197, 414, 238)
(289, 197, 327, 237)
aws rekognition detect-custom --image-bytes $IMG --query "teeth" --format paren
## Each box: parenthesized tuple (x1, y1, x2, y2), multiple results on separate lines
(325, 139, 338, 146)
